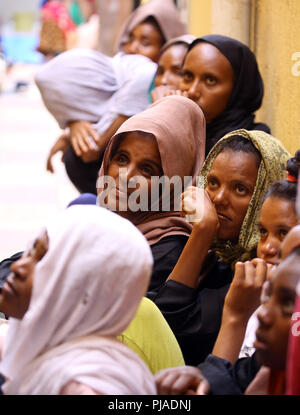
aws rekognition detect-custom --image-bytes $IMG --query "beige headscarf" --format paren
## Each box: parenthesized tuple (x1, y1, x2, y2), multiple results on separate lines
(0, 205, 156, 395)
(117, 0, 188, 52)
(98, 95, 206, 245)
(159, 34, 196, 55)
(199, 129, 291, 265)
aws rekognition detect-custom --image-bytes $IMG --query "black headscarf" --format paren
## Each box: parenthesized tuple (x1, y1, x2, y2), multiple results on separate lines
(187, 35, 270, 155)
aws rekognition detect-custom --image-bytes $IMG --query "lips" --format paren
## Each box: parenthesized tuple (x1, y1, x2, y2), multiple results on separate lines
(217, 212, 231, 222)
(253, 330, 268, 351)
(1, 276, 18, 297)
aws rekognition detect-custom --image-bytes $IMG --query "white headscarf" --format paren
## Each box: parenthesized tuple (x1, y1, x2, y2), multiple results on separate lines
(35, 49, 157, 133)
(0, 205, 155, 395)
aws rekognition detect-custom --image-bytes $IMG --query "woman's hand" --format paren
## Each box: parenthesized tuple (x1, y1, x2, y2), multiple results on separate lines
(69, 121, 100, 159)
(151, 85, 176, 102)
(224, 258, 268, 320)
(181, 186, 220, 233)
(46, 132, 70, 173)
(155, 366, 210, 395)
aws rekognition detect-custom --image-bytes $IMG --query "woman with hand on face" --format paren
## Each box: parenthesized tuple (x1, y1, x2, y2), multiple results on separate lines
(150, 34, 196, 103)
(167, 35, 270, 156)
(211, 151, 300, 371)
(0, 205, 157, 395)
(36, 0, 188, 194)
(150, 129, 289, 366)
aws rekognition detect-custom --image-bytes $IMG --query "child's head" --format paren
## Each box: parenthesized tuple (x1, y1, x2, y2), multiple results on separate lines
(257, 151, 300, 264)
(123, 17, 165, 63)
(255, 245, 300, 370)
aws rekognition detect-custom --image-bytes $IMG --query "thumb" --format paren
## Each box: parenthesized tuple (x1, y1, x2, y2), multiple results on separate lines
(196, 379, 210, 395)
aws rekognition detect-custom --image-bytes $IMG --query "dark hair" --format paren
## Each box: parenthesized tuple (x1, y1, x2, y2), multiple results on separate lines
(219, 134, 262, 169)
(142, 16, 166, 45)
(264, 149, 300, 204)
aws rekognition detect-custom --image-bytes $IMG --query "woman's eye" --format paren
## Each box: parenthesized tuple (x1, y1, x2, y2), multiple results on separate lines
(259, 227, 267, 238)
(206, 76, 217, 86)
(235, 184, 247, 195)
(207, 178, 218, 188)
(279, 229, 288, 240)
(182, 72, 193, 82)
(141, 166, 153, 176)
(116, 154, 128, 164)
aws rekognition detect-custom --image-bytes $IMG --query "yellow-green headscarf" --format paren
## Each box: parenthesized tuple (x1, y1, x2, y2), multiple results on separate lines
(198, 129, 291, 266)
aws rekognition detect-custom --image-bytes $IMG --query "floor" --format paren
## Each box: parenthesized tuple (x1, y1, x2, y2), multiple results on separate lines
(0, 63, 78, 259)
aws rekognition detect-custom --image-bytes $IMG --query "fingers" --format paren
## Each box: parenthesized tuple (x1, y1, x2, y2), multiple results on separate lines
(233, 261, 245, 282)
(46, 154, 54, 173)
(196, 378, 210, 395)
(155, 367, 203, 395)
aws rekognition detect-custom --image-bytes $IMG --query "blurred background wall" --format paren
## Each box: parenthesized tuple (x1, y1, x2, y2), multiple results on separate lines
(0, 0, 299, 153)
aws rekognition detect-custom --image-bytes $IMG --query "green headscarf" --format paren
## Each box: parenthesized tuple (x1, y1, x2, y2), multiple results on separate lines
(198, 129, 291, 266)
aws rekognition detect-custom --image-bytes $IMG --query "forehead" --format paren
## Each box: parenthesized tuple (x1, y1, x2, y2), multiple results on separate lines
(260, 197, 297, 224)
(184, 42, 233, 73)
(281, 227, 300, 259)
(210, 149, 258, 180)
(116, 131, 161, 160)
(131, 21, 162, 40)
(273, 255, 300, 291)
(160, 44, 187, 63)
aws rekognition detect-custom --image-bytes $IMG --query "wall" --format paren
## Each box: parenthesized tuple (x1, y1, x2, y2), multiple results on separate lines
(188, 0, 300, 155)
(253, 0, 300, 155)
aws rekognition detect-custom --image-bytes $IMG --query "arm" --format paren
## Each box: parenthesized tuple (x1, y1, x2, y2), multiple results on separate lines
(46, 132, 70, 173)
(167, 187, 219, 289)
(212, 259, 268, 363)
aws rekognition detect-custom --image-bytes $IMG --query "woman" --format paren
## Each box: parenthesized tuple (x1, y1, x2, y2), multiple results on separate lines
(211, 151, 300, 369)
(97, 95, 206, 292)
(155, 243, 300, 395)
(0, 205, 156, 394)
(170, 35, 270, 155)
(150, 129, 290, 365)
(36, 0, 187, 194)
(150, 34, 196, 102)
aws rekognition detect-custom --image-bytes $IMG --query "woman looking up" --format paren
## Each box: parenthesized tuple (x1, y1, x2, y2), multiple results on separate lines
(170, 35, 270, 155)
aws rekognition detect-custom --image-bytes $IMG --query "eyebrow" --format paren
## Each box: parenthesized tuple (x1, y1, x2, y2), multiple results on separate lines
(277, 286, 296, 300)
(143, 158, 162, 171)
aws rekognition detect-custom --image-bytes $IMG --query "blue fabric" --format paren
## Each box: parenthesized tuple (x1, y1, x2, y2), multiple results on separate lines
(67, 193, 97, 208)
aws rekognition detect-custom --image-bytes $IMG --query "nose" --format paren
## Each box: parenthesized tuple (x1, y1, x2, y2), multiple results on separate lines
(118, 166, 137, 190)
(211, 186, 229, 208)
(126, 40, 139, 54)
(160, 71, 171, 86)
(187, 80, 201, 101)
(10, 255, 32, 280)
(259, 235, 279, 259)
(257, 301, 274, 329)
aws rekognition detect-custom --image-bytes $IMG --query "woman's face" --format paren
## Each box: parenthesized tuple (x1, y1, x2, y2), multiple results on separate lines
(254, 254, 299, 370)
(154, 44, 187, 89)
(0, 230, 49, 319)
(206, 149, 258, 242)
(257, 197, 298, 266)
(123, 21, 164, 63)
(180, 42, 234, 123)
(104, 132, 163, 220)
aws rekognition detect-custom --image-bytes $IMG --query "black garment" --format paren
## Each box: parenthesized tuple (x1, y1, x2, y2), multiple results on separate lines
(0, 236, 188, 293)
(198, 353, 261, 395)
(0, 252, 23, 289)
(149, 234, 188, 292)
(63, 146, 103, 194)
(148, 252, 234, 366)
(188, 35, 271, 155)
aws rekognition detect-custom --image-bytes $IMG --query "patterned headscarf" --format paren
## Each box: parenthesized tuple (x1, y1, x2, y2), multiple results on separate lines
(198, 129, 290, 266)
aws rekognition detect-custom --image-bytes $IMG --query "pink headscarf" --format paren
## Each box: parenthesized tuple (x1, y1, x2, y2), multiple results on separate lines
(98, 95, 206, 245)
